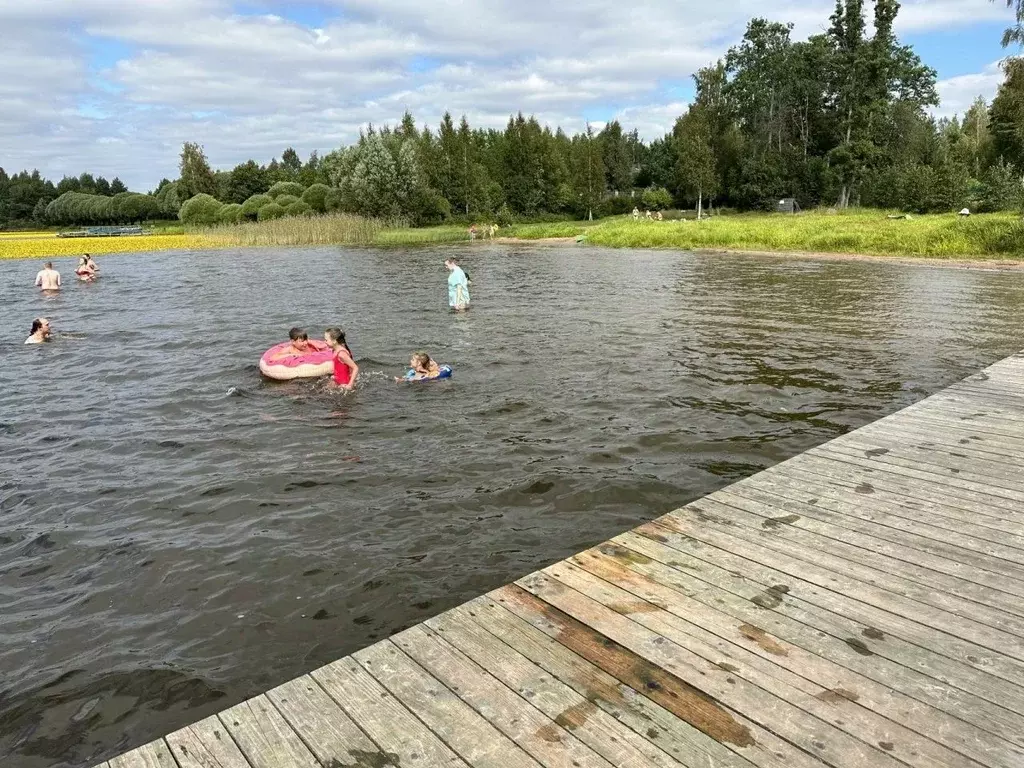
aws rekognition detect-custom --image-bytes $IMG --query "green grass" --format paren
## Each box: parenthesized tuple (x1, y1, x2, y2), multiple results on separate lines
(555, 210, 1024, 258)
(372, 225, 469, 246)
(502, 220, 602, 239)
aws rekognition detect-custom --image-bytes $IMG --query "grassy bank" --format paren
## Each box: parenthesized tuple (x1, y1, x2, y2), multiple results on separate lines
(2, 210, 1021, 261)
(537, 211, 1024, 258)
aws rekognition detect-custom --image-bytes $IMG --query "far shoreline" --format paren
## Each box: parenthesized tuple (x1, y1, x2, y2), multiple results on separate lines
(484, 237, 1024, 271)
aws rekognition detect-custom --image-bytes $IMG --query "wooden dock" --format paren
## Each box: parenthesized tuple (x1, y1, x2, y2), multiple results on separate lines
(97, 354, 1024, 768)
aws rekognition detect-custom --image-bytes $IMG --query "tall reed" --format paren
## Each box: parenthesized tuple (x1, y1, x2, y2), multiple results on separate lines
(200, 214, 388, 247)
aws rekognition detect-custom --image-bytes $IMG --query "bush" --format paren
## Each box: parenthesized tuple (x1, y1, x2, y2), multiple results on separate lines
(641, 187, 673, 211)
(257, 202, 286, 221)
(284, 200, 312, 217)
(218, 203, 243, 224)
(302, 183, 332, 213)
(600, 195, 634, 216)
(274, 194, 301, 209)
(324, 188, 342, 212)
(240, 194, 271, 221)
(267, 181, 305, 199)
(179, 194, 224, 226)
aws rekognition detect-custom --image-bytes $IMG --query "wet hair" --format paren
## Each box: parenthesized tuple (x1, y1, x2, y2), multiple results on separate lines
(288, 327, 308, 342)
(44, 262, 53, 269)
(411, 352, 433, 369)
(30, 318, 46, 335)
(325, 327, 351, 354)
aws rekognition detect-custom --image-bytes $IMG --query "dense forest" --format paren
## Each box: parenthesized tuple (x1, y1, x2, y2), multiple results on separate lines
(2, 0, 1023, 230)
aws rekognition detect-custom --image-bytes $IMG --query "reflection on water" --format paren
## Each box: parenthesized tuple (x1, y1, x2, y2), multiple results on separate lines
(1, 245, 1022, 767)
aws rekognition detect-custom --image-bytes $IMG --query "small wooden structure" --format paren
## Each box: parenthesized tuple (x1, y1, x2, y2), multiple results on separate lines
(57, 226, 146, 238)
(97, 353, 1024, 768)
(775, 197, 801, 214)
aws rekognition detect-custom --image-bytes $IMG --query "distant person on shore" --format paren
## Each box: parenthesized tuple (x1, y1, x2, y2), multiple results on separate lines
(267, 327, 310, 360)
(397, 352, 441, 381)
(75, 256, 96, 282)
(489, 224, 498, 239)
(25, 318, 52, 344)
(34, 262, 61, 291)
(445, 258, 471, 310)
(632, 207, 640, 220)
(324, 327, 358, 391)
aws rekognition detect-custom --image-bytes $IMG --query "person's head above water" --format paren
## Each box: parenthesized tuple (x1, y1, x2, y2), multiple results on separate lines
(324, 327, 350, 352)
(444, 258, 458, 270)
(288, 327, 309, 350)
(30, 318, 51, 337)
(410, 351, 433, 370)
(44, 261, 53, 270)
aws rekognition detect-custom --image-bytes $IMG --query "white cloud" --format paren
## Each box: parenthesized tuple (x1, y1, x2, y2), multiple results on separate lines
(0, 0, 1013, 189)
(934, 60, 1006, 117)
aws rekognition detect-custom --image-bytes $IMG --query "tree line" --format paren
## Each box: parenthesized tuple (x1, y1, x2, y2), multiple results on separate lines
(2, 0, 1023, 231)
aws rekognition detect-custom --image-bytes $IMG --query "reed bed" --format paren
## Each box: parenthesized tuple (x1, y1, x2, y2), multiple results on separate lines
(201, 214, 386, 247)
(372, 226, 469, 246)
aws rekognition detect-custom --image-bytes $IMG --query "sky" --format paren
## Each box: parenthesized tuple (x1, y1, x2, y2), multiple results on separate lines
(0, 0, 1017, 191)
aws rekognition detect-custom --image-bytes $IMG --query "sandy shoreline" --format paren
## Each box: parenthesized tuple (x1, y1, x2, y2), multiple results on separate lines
(486, 237, 1024, 270)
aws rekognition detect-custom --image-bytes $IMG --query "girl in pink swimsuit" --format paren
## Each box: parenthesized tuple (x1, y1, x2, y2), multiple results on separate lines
(324, 327, 359, 390)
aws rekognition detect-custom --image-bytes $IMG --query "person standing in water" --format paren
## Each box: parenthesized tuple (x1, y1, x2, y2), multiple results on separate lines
(34, 262, 61, 291)
(75, 256, 96, 281)
(445, 258, 470, 311)
(324, 327, 359, 391)
(25, 318, 52, 344)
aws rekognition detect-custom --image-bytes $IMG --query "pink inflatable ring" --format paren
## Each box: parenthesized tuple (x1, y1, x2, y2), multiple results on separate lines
(259, 340, 334, 380)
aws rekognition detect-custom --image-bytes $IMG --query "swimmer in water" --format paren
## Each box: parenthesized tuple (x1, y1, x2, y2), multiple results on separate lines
(267, 327, 310, 360)
(75, 256, 96, 282)
(324, 327, 359, 391)
(25, 318, 52, 344)
(34, 262, 61, 291)
(397, 352, 441, 381)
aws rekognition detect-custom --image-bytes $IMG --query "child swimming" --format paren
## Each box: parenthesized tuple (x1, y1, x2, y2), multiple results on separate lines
(324, 327, 359, 390)
(397, 352, 451, 382)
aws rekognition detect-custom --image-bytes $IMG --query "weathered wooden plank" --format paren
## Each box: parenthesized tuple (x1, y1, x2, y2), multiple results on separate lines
(733, 468, 1024, 575)
(711, 488, 1024, 609)
(598, 533, 1024, 750)
(354, 638, 543, 768)
(451, 596, 756, 768)
(816, 442, 1024, 505)
(828, 434, 1024, 493)
(491, 584, 821, 768)
(218, 695, 319, 768)
(689, 495, 1024, 635)
(767, 463, 1024, 559)
(265, 675, 389, 767)
(863, 421, 1024, 468)
(389, 622, 617, 768)
(312, 655, 469, 767)
(658, 510, 1024, 669)
(567, 546, 1024, 768)
(541, 559, 989, 768)
(787, 451, 1024, 523)
(166, 715, 252, 768)
(512, 574, 905, 768)
(632, 520, 1024, 712)
(427, 604, 693, 768)
(108, 740, 178, 768)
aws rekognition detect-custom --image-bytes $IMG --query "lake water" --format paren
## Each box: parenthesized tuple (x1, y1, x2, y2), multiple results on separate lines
(2, 245, 1023, 767)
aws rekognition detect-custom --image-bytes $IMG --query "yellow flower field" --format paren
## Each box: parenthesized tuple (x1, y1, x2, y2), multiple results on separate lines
(0, 233, 221, 260)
